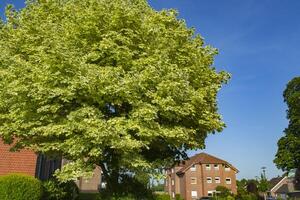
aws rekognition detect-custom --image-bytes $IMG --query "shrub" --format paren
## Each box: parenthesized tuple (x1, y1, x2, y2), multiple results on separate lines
(239, 194, 258, 200)
(154, 193, 171, 200)
(42, 179, 79, 200)
(0, 173, 43, 200)
(96, 195, 135, 200)
(216, 186, 232, 198)
(175, 194, 184, 200)
(78, 193, 100, 200)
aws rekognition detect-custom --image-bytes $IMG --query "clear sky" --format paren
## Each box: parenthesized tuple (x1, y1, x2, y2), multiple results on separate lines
(1, 0, 299, 180)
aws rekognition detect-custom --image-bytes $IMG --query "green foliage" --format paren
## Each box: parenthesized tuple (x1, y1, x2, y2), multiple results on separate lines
(78, 193, 99, 200)
(246, 180, 258, 194)
(236, 179, 262, 200)
(105, 196, 135, 200)
(42, 179, 79, 200)
(236, 179, 248, 197)
(175, 194, 184, 200)
(274, 77, 300, 171)
(151, 184, 165, 192)
(0, 173, 43, 200)
(215, 185, 232, 198)
(153, 193, 171, 200)
(0, 0, 229, 195)
(257, 174, 269, 193)
(238, 193, 258, 200)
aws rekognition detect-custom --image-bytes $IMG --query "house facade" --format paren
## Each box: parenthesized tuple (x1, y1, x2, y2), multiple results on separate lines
(268, 176, 288, 199)
(287, 169, 300, 199)
(165, 153, 238, 200)
(0, 139, 38, 176)
(0, 139, 101, 192)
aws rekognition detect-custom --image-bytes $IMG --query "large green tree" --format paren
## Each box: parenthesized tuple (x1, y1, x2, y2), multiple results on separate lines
(0, 0, 229, 195)
(274, 77, 300, 171)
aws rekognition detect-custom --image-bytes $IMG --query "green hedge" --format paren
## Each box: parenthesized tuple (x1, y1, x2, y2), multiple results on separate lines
(0, 173, 43, 200)
(154, 193, 171, 200)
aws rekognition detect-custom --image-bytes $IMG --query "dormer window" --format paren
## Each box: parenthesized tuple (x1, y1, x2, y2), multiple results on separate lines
(214, 164, 219, 170)
(206, 164, 211, 170)
(190, 164, 196, 171)
(225, 165, 230, 171)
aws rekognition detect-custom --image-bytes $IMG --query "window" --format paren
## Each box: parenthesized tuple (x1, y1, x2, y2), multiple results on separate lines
(215, 177, 220, 183)
(226, 178, 231, 184)
(171, 179, 175, 185)
(214, 164, 219, 170)
(206, 164, 211, 170)
(191, 177, 197, 184)
(206, 177, 212, 183)
(191, 191, 198, 198)
(171, 168, 174, 173)
(225, 165, 231, 171)
(208, 191, 214, 197)
(190, 164, 196, 171)
(172, 192, 175, 198)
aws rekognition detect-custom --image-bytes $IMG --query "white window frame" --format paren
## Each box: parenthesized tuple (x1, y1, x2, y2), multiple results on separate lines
(171, 179, 175, 185)
(171, 168, 174, 173)
(208, 191, 214, 197)
(190, 164, 196, 171)
(214, 164, 219, 170)
(226, 178, 231, 184)
(191, 191, 198, 198)
(225, 165, 231, 171)
(206, 177, 212, 184)
(191, 177, 197, 184)
(215, 177, 221, 183)
(206, 164, 211, 170)
(172, 192, 175, 198)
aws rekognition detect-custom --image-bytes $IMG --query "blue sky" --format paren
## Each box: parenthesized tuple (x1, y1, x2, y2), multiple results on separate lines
(1, 0, 299, 179)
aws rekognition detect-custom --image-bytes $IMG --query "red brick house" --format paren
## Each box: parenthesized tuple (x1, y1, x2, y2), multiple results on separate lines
(165, 152, 239, 200)
(0, 139, 38, 176)
(0, 139, 101, 192)
(0, 139, 62, 180)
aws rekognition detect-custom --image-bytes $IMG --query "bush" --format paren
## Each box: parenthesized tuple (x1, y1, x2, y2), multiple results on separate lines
(239, 194, 258, 200)
(0, 173, 43, 200)
(96, 195, 135, 200)
(154, 193, 171, 200)
(78, 193, 100, 200)
(216, 186, 232, 198)
(175, 194, 184, 200)
(42, 179, 79, 200)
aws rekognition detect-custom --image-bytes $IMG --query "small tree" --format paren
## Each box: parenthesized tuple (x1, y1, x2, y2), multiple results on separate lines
(247, 180, 259, 195)
(0, 0, 229, 196)
(257, 173, 269, 200)
(215, 186, 232, 198)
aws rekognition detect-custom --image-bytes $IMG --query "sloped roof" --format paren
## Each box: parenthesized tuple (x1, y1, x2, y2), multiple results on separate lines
(269, 177, 285, 190)
(176, 152, 238, 174)
(276, 184, 289, 194)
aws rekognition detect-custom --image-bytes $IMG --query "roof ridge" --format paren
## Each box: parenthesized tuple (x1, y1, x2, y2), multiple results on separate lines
(176, 152, 239, 174)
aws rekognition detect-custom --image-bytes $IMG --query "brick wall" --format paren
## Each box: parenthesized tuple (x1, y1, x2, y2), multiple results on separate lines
(0, 139, 37, 176)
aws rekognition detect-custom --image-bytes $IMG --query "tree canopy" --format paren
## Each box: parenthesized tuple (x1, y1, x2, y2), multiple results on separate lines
(274, 77, 300, 171)
(0, 0, 229, 194)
